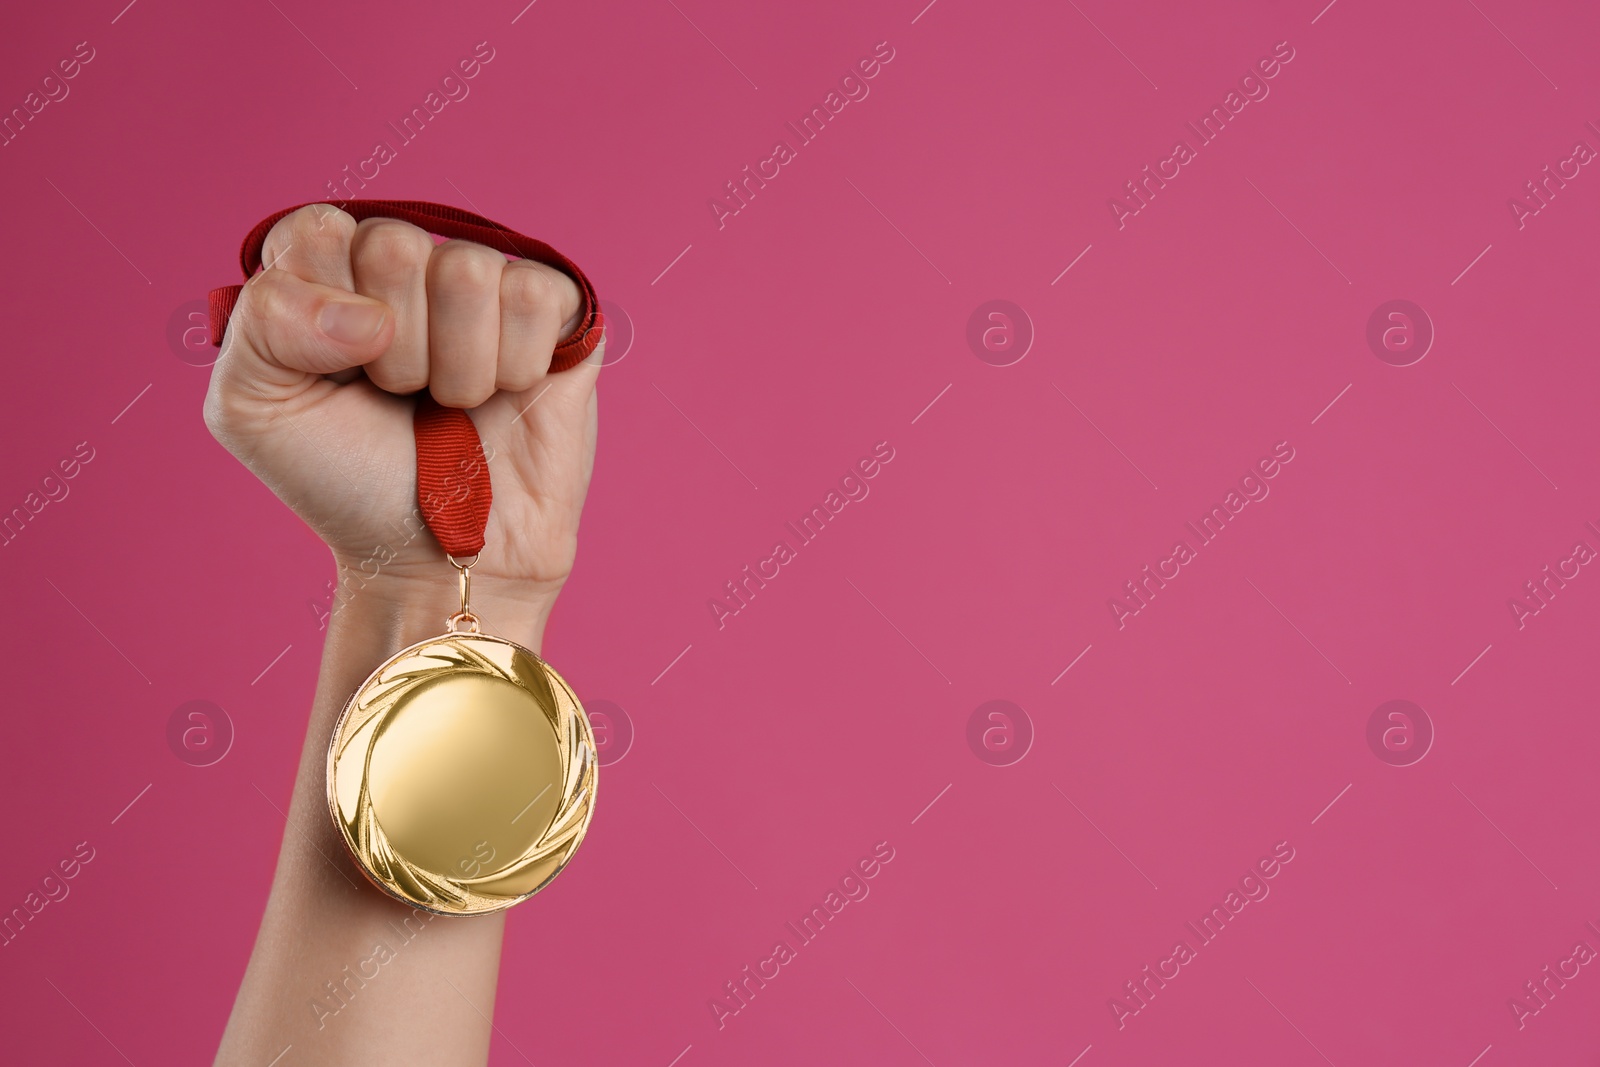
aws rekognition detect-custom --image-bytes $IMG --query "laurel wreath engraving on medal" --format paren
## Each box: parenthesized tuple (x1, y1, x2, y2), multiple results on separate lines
(327, 633, 597, 915)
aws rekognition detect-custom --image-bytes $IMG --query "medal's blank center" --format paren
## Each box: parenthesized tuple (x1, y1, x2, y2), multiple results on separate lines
(367, 673, 562, 880)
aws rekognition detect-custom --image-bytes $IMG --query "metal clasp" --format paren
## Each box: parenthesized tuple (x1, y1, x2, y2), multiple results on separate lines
(446, 553, 481, 633)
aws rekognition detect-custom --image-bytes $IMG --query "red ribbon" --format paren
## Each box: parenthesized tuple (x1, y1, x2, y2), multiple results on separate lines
(208, 199, 603, 558)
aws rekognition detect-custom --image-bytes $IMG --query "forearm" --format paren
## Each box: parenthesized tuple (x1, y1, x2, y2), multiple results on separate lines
(215, 572, 555, 1067)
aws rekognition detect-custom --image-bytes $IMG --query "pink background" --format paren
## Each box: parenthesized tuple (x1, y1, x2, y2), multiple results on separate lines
(4, 0, 1600, 1063)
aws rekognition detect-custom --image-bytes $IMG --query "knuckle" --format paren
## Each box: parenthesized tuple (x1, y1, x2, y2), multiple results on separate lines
(232, 271, 315, 366)
(501, 261, 558, 319)
(296, 204, 356, 247)
(263, 204, 355, 266)
(430, 240, 501, 293)
(236, 270, 288, 333)
(353, 219, 434, 278)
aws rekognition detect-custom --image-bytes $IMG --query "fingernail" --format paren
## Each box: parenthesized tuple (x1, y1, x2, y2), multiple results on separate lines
(318, 300, 387, 344)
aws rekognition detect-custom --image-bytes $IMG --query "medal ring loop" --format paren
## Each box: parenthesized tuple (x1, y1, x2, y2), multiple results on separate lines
(446, 611, 482, 634)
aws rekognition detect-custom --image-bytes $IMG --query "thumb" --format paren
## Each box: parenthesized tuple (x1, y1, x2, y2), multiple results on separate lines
(208, 267, 394, 407)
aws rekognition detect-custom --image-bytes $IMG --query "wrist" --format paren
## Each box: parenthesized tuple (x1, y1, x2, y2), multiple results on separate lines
(325, 565, 556, 652)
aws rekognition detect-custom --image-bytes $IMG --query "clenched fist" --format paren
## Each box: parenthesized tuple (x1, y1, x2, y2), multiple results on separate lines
(203, 204, 602, 629)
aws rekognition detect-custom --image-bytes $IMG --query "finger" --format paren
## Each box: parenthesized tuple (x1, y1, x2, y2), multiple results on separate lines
(495, 259, 581, 393)
(207, 268, 394, 416)
(426, 240, 503, 408)
(476, 337, 601, 451)
(260, 204, 358, 289)
(258, 206, 365, 383)
(350, 218, 434, 394)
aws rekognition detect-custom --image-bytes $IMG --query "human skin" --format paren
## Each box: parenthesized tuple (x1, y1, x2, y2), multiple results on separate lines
(204, 204, 602, 1065)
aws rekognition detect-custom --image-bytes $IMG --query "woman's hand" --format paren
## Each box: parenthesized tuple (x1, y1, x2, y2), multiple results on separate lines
(203, 204, 601, 628)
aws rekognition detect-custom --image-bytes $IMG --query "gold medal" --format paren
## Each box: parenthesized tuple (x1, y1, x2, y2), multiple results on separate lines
(326, 556, 598, 915)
